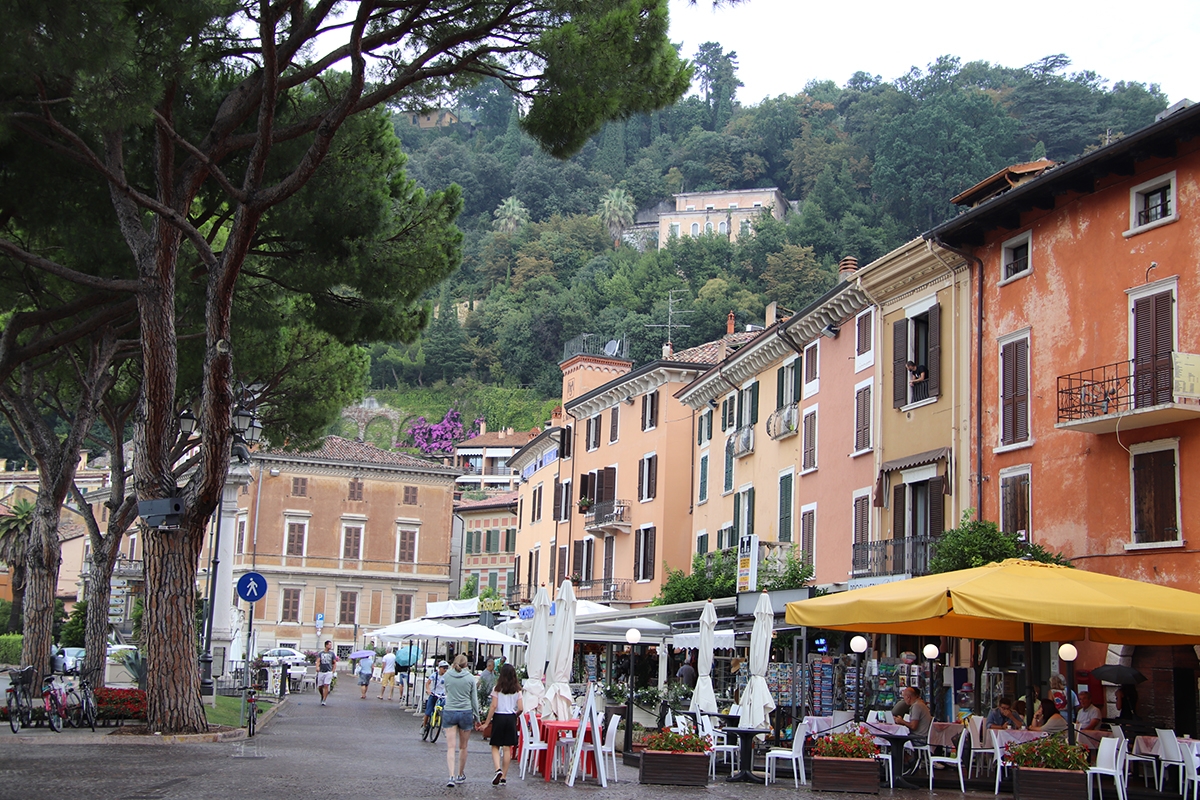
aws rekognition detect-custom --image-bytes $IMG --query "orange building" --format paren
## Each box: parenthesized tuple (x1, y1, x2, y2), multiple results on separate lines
(929, 102, 1200, 731)
(456, 491, 518, 600)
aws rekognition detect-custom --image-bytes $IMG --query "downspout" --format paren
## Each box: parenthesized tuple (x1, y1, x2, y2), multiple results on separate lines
(854, 276, 887, 515)
(932, 236, 985, 514)
(926, 242, 963, 523)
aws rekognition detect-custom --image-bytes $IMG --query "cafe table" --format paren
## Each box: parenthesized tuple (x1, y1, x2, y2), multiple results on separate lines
(992, 729, 1048, 749)
(865, 723, 920, 790)
(538, 718, 597, 782)
(722, 727, 769, 783)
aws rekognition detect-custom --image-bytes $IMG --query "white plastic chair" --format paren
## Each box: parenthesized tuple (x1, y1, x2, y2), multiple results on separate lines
(1087, 736, 1128, 800)
(992, 732, 1012, 794)
(832, 709, 855, 731)
(1178, 742, 1200, 800)
(967, 716, 993, 777)
(876, 749, 894, 788)
(1115, 725, 1158, 789)
(1157, 729, 1187, 795)
(698, 714, 739, 777)
(518, 710, 548, 780)
(929, 727, 968, 793)
(764, 731, 807, 786)
(599, 714, 622, 779)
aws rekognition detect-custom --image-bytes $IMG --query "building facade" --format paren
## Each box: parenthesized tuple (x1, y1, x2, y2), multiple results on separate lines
(656, 188, 789, 248)
(456, 491, 519, 599)
(451, 427, 534, 496)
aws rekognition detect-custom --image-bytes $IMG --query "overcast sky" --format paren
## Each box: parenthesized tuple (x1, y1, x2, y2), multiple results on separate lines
(668, 0, 1200, 106)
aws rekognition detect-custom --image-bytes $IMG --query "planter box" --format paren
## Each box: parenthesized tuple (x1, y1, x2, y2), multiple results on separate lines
(638, 750, 709, 786)
(811, 756, 880, 794)
(1011, 766, 1087, 800)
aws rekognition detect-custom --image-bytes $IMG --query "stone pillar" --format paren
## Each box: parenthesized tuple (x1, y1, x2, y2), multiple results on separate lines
(210, 463, 253, 684)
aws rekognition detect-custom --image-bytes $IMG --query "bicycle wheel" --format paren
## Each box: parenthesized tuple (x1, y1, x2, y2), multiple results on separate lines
(421, 712, 431, 741)
(64, 690, 81, 728)
(246, 704, 257, 737)
(7, 692, 19, 733)
(18, 688, 32, 728)
(81, 694, 96, 732)
(45, 694, 61, 732)
(429, 711, 442, 743)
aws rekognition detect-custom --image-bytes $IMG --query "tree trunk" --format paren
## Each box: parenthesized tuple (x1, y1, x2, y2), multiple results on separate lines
(20, 495, 62, 685)
(141, 518, 207, 733)
(81, 533, 123, 688)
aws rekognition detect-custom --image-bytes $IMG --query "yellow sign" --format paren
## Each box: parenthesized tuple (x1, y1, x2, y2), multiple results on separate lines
(1173, 353, 1200, 399)
(479, 597, 505, 612)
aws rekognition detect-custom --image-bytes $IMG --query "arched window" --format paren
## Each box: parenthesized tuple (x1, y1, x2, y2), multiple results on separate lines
(705, 222, 713, 234)
(690, 222, 699, 236)
(718, 221, 728, 234)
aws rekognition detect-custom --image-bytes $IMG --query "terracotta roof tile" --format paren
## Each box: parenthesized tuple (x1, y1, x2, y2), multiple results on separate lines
(672, 331, 760, 364)
(456, 429, 539, 448)
(455, 491, 519, 511)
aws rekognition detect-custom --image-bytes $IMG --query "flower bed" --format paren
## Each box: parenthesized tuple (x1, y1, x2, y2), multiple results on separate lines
(95, 688, 147, 720)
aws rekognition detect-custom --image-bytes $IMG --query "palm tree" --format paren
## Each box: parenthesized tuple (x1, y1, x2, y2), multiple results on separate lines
(492, 196, 530, 234)
(0, 498, 34, 633)
(599, 188, 635, 248)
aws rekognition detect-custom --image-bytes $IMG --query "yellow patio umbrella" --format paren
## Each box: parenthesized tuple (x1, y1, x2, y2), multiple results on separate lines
(784, 559, 1200, 645)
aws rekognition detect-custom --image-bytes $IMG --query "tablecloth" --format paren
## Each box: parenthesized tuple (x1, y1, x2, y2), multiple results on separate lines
(538, 718, 596, 782)
(993, 729, 1048, 749)
(1134, 735, 1200, 759)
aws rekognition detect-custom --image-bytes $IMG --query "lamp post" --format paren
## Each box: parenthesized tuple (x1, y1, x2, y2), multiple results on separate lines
(624, 628, 641, 761)
(1058, 643, 1078, 745)
(850, 635, 868, 722)
(922, 643, 940, 718)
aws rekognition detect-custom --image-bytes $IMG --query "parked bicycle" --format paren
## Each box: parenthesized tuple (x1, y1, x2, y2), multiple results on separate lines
(422, 695, 445, 743)
(5, 666, 34, 733)
(243, 686, 259, 737)
(66, 676, 97, 731)
(42, 674, 69, 732)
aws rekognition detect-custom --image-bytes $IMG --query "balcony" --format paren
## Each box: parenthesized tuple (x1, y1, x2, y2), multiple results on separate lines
(80, 558, 144, 581)
(574, 578, 632, 603)
(731, 424, 755, 457)
(506, 582, 529, 606)
(766, 404, 799, 441)
(457, 464, 514, 476)
(1057, 356, 1200, 434)
(584, 499, 632, 534)
(851, 535, 938, 580)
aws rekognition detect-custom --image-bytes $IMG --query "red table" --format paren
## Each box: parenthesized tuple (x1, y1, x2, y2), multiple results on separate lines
(538, 718, 596, 782)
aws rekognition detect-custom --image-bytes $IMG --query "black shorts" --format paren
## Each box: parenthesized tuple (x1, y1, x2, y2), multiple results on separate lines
(490, 712, 519, 747)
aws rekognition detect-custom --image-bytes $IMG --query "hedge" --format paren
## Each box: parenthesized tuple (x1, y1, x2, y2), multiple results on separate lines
(0, 633, 21, 665)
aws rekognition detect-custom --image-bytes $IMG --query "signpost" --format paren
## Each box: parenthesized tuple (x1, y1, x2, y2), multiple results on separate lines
(736, 534, 759, 592)
(238, 572, 265, 693)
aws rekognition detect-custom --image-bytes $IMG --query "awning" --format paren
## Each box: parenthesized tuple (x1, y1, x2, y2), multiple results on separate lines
(673, 629, 737, 650)
(875, 447, 952, 506)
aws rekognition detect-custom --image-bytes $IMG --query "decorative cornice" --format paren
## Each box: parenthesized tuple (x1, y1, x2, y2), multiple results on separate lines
(567, 366, 704, 419)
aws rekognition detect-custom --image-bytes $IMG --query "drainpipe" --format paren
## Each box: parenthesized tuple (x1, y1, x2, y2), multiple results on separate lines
(926, 242, 964, 523)
(931, 236, 985, 514)
(854, 276, 887, 519)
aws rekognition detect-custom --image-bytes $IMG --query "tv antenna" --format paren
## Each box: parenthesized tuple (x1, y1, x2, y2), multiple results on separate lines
(645, 289, 694, 349)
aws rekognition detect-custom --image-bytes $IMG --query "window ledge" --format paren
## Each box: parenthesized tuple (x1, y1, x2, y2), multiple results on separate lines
(697, 498, 708, 506)
(998, 269, 1031, 288)
(1123, 539, 1184, 551)
(800, 466, 818, 476)
(900, 397, 938, 412)
(1123, 214, 1178, 238)
(851, 448, 872, 458)
(636, 579, 653, 584)
(854, 357, 874, 375)
(993, 440, 1034, 455)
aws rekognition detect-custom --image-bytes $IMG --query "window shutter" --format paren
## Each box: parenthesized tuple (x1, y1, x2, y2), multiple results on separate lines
(893, 319, 908, 407)
(735, 389, 744, 427)
(733, 491, 742, 538)
(506, 528, 516, 552)
(602, 467, 616, 502)
(651, 392, 659, 427)
(792, 360, 802, 403)
(853, 496, 869, 545)
(698, 414, 704, 445)
(779, 474, 793, 542)
(573, 540, 585, 576)
(553, 478, 562, 520)
(893, 484, 906, 539)
(801, 509, 815, 567)
(855, 387, 871, 451)
(698, 454, 708, 501)
(645, 528, 656, 580)
(802, 411, 817, 470)
(724, 440, 734, 490)
(1001, 339, 1028, 445)
(857, 311, 872, 356)
(633, 530, 642, 579)
(928, 476, 945, 535)
(776, 368, 786, 409)
(697, 533, 708, 554)
(1134, 291, 1174, 407)
(927, 303, 941, 398)
(706, 409, 714, 440)
(648, 455, 658, 498)
(527, 551, 535, 589)
(746, 488, 755, 536)
(637, 457, 645, 500)
(593, 417, 601, 449)
(562, 425, 572, 459)
(557, 545, 568, 584)
(604, 536, 614, 581)
(750, 382, 760, 424)
(610, 406, 620, 442)
(1014, 340, 1029, 441)
(578, 473, 591, 504)
(513, 554, 521, 590)
(721, 399, 729, 431)
(805, 344, 818, 383)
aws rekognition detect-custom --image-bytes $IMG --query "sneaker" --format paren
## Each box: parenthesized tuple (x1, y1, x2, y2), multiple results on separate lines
(447, 780, 457, 788)
(320, 701, 326, 706)
(456, 774, 466, 784)
(499, 779, 506, 786)
(492, 771, 503, 786)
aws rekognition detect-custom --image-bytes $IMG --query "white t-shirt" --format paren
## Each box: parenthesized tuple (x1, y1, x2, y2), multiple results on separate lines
(382, 652, 397, 674)
(1075, 704, 1102, 730)
(493, 690, 520, 715)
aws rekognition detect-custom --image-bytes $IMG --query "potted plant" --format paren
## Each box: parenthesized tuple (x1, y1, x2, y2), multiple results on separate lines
(577, 496, 594, 513)
(1006, 734, 1089, 799)
(638, 728, 711, 786)
(811, 728, 881, 794)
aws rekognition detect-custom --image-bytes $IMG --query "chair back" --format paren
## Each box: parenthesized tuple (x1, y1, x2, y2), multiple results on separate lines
(951, 728, 968, 763)
(1095, 736, 1122, 772)
(1179, 743, 1198, 780)
(729, 703, 740, 715)
(1157, 728, 1183, 761)
(522, 710, 543, 745)
(966, 716, 985, 749)
(604, 714, 622, 751)
(791, 730, 806, 757)
(697, 713, 714, 738)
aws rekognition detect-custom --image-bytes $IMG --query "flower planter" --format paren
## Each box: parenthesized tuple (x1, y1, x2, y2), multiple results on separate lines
(638, 750, 710, 786)
(811, 756, 880, 794)
(1011, 766, 1087, 800)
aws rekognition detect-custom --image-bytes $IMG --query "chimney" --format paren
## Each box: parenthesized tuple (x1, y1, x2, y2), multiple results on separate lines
(726, 311, 736, 335)
(765, 302, 778, 327)
(479, 420, 487, 435)
(838, 255, 859, 282)
(662, 341, 673, 358)
(77, 451, 89, 471)
(497, 429, 505, 440)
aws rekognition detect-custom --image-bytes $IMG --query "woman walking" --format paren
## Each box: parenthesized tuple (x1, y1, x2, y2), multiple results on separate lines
(442, 654, 480, 787)
(480, 663, 523, 786)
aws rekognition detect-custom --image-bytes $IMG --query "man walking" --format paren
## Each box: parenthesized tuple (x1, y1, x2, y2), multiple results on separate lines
(378, 648, 398, 701)
(317, 640, 338, 706)
(357, 651, 376, 699)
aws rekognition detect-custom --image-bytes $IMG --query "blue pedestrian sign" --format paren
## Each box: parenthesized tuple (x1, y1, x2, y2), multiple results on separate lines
(236, 571, 267, 602)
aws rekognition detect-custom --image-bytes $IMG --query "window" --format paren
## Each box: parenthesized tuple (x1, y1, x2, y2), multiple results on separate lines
(706, 204, 715, 211)
(348, 479, 363, 501)
(718, 220, 727, 235)
(1001, 232, 1031, 283)
(633, 526, 656, 581)
(488, 572, 499, 592)
(723, 438, 735, 493)
(128, 534, 137, 559)
(281, 588, 301, 622)
(716, 524, 734, 550)
(892, 299, 941, 407)
(690, 222, 699, 236)
(1130, 438, 1180, 545)
(556, 545, 567, 584)
(561, 425, 572, 459)
(705, 221, 713, 234)
(893, 466, 946, 543)
(720, 394, 737, 431)
(740, 219, 751, 235)
(638, 454, 658, 501)
(854, 382, 872, 453)
(1131, 286, 1175, 409)
(670, 223, 680, 237)
(999, 466, 1031, 542)
(697, 408, 714, 446)
(609, 406, 620, 443)
(338, 591, 357, 625)
(397, 528, 416, 562)
(504, 528, 516, 552)
(342, 525, 362, 560)
(799, 503, 816, 568)
(801, 407, 817, 472)
(778, 472, 793, 543)
(803, 341, 819, 397)
(552, 479, 572, 522)
(855, 308, 874, 372)
(1126, 172, 1177, 236)
(851, 492, 870, 573)
(572, 537, 594, 582)
(736, 382, 759, 428)
(395, 594, 412, 622)
(235, 518, 246, 554)
(696, 530, 709, 554)
(486, 529, 500, 553)
(291, 476, 308, 497)
(531, 484, 543, 522)
(1000, 333, 1030, 446)
(403, 485, 418, 505)
(641, 391, 659, 431)
(585, 415, 601, 450)
(698, 453, 709, 503)
(732, 486, 755, 540)
(286, 521, 306, 556)
(776, 360, 800, 409)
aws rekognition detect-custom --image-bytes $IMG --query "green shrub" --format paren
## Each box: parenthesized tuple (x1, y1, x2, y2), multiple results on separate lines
(0, 633, 22, 664)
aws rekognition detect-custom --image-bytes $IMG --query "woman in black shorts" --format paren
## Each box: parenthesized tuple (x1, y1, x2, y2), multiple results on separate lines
(480, 663, 523, 785)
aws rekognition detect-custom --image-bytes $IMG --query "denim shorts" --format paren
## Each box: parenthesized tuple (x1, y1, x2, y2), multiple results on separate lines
(442, 709, 475, 730)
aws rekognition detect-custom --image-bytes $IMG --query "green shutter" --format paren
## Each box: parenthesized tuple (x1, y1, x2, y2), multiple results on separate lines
(750, 382, 760, 424)
(779, 474, 793, 542)
(733, 491, 741, 538)
(776, 367, 785, 409)
(746, 487, 755, 536)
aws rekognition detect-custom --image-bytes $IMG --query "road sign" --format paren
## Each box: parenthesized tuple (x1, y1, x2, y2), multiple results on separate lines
(315, 612, 324, 632)
(236, 571, 267, 602)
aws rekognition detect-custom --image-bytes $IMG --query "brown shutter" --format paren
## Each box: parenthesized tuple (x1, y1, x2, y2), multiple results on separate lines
(893, 483, 906, 539)
(1014, 340, 1029, 442)
(611, 406, 620, 442)
(633, 529, 642, 579)
(893, 319, 908, 408)
(645, 527, 656, 581)
(573, 540, 584, 576)
(928, 476, 945, 535)
(648, 455, 658, 499)
(557, 545, 568, 584)
(602, 467, 616, 502)
(604, 536, 614, 582)
(927, 303, 941, 397)
(651, 392, 659, 427)
(553, 478, 562, 520)
(637, 458, 645, 500)
(1001, 339, 1028, 444)
(857, 310, 872, 356)
(562, 425, 572, 459)
(853, 496, 869, 545)
(805, 344, 818, 382)
(854, 387, 871, 451)
(802, 411, 817, 470)
(1134, 291, 1174, 407)
(641, 395, 648, 430)
(801, 509, 815, 567)
(593, 416, 601, 449)
(578, 473, 591, 504)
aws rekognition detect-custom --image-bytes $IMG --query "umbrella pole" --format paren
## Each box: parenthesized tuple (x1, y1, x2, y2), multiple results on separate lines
(1023, 624, 1036, 728)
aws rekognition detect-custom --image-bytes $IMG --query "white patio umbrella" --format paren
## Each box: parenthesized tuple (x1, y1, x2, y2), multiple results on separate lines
(541, 579, 577, 720)
(522, 584, 551, 714)
(689, 600, 719, 714)
(737, 591, 776, 729)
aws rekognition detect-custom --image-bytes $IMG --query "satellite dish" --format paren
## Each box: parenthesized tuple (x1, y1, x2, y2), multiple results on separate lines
(603, 340, 620, 356)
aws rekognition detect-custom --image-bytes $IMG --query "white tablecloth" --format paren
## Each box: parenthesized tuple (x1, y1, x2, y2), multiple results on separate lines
(993, 729, 1048, 749)
(1134, 735, 1200, 758)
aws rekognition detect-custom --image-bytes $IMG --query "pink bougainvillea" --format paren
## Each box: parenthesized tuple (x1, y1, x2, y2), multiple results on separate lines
(407, 409, 482, 455)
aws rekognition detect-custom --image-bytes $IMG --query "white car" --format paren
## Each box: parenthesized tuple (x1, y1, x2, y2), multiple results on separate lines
(260, 647, 309, 667)
(106, 643, 138, 661)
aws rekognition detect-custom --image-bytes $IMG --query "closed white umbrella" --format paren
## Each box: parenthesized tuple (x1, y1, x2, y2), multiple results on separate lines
(689, 600, 719, 714)
(522, 584, 551, 713)
(541, 579, 577, 720)
(737, 591, 776, 729)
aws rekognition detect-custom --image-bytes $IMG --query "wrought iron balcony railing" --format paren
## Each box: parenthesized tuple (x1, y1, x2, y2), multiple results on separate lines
(851, 535, 938, 578)
(584, 499, 631, 531)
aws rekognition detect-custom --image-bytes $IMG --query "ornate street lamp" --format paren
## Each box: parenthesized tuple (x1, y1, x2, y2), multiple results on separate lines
(923, 643, 940, 716)
(1058, 643, 1078, 745)
(850, 635, 868, 722)
(624, 627, 641, 760)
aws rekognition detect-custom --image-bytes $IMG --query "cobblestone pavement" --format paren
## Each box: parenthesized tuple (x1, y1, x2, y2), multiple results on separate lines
(0, 687, 993, 799)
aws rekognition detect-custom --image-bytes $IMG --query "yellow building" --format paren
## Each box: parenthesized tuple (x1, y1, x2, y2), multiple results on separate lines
(657, 188, 789, 247)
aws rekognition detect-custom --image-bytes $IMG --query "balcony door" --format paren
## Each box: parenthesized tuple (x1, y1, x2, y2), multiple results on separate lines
(1133, 290, 1173, 408)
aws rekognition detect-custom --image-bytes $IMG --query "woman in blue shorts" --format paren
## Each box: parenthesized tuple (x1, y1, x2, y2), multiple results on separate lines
(441, 654, 479, 786)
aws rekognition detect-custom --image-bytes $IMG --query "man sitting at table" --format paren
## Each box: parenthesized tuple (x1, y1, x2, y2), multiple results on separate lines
(894, 687, 932, 739)
(1074, 691, 1102, 732)
(986, 696, 1025, 730)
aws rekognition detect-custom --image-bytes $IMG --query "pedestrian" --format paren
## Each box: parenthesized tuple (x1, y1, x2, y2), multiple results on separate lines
(378, 648, 398, 701)
(442, 654, 480, 787)
(357, 651, 375, 699)
(676, 657, 697, 689)
(316, 640, 337, 706)
(480, 663, 522, 786)
(477, 658, 497, 705)
(423, 660, 449, 730)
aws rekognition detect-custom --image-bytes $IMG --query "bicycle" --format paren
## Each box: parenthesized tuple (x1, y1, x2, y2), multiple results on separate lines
(66, 676, 97, 731)
(42, 674, 69, 732)
(6, 666, 35, 733)
(422, 695, 445, 743)
(243, 687, 259, 737)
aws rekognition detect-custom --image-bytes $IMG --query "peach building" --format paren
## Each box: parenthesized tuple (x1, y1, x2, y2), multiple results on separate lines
(456, 491, 518, 600)
(657, 188, 788, 247)
(451, 427, 535, 496)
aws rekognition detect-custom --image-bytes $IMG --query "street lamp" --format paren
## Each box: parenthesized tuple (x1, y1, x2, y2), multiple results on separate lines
(850, 635, 868, 722)
(623, 628, 641, 761)
(922, 643, 940, 717)
(1058, 643, 1078, 745)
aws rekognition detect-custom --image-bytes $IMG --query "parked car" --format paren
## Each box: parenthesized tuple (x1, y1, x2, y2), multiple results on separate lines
(52, 647, 86, 674)
(106, 643, 138, 661)
(260, 647, 309, 667)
